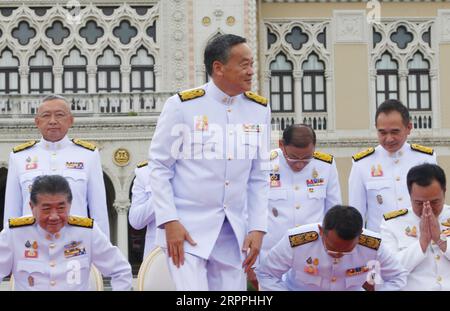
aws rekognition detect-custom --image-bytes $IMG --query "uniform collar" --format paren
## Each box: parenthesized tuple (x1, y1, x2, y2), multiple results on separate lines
(380, 142, 409, 159)
(39, 136, 71, 151)
(207, 81, 242, 105)
(36, 223, 67, 241)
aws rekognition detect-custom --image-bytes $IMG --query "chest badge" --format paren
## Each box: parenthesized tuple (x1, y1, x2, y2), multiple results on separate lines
(304, 257, 319, 275)
(194, 115, 209, 132)
(270, 173, 281, 188)
(64, 241, 87, 258)
(346, 266, 370, 277)
(405, 226, 417, 237)
(25, 156, 38, 170)
(376, 194, 383, 205)
(371, 164, 383, 177)
(66, 162, 84, 169)
(24, 240, 38, 258)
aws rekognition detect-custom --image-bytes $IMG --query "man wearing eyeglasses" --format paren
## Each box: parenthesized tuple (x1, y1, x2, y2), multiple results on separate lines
(3, 95, 110, 238)
(380, 163, 450, 290)
(256, 205, 407, 291)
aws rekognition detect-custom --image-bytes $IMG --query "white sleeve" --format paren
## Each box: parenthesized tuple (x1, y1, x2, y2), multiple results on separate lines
(86, 149, 110, 238)
(325, 160, 342, 212)
(3, 153, 22, 227)
(148, 96, 183, 228)
(129, 168, 154, 230)
(0, 229, 13, 281)
(375, 241, 408, 291)
(348, 161, 368, 223)
(255, 231, 292, 291)
(91, 225, 132, 291)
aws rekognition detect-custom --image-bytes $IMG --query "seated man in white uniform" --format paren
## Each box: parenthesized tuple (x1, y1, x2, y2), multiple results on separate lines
(256, 205, 407, 291)
(380, 163, 450, 290)
(0, 175, 132, 291)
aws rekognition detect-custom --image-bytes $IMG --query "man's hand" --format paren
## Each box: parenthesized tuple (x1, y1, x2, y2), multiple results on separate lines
(164, 220, 197, 268)
(419, 202, 432, 253)
(242, 231, 265, 273)
(425, 201, 441, 243)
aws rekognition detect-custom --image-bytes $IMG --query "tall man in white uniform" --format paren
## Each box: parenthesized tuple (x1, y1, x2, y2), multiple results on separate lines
(148, 34, 271, 290)
(129, 160, 156, 258)
(0, 175, 132, 291)
(380, 163, 450, 290)
(349, 99, 436, 232)
(256, 205, 407, 291)
(3, 95, 110, 237)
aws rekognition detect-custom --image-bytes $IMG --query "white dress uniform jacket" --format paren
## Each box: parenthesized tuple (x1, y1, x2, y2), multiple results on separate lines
(256, 223, 407, 291)
(0, 216, 132, 291)
(380, 206, 450, 290)
(261, 149, 342, 259)
(129, 161, 156, 258)
(4, 136, 110, 237)
(148, 81, 271, 260)
(349, 142, 436, 232)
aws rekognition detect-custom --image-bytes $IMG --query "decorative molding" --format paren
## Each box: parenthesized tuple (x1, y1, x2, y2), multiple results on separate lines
(113, 200, 131, 215)
(262, 0, 450, 2)
(247, 0, 259, 93)
(333, 10, 368, 43)
(438, 10, 450, 43)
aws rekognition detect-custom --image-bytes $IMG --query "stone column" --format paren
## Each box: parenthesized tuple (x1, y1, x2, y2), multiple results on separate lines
(87, 65, 97, 94)
(19, 65, 29, 95)
(113, 199, 131, 259)
(121, 65, 131, 93)
(399, 69, 408, 105)
(293, 70, 303, 124)
(325, 69, 333, 131)
(430, 69, 439, 130)
(53, 66, 64, 94)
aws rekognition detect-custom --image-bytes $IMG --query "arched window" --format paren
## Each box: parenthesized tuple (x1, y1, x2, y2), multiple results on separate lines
(376, 53, 398, 106)
(63, 48, 87, 93)
(302, 53, 326, 112)
(97, 48, 121, 93)
(130, 48, 154, 92)
(29, 49, 53, 94)
(0, 49, 20, 94)
(407, 52, 430, 110)
(270, 53, 293, 112)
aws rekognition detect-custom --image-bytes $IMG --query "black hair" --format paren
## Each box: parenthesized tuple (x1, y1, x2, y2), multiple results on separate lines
(323, 205, 363, 240)
(282, 124, 316, 148)
(204, 34, 247, 76)
(30, 175, 73, 205)
(407, 163, 446, 194)
(375, 99, 410, 126)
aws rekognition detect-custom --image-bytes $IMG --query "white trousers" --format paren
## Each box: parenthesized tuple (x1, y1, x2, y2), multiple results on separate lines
(165, 218, 246, 291)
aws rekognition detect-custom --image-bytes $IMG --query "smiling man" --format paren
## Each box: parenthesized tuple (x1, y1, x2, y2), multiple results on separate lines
(0, 175, 131, 291)
(149, 34, 271, 290)
(3, 95, 110, 237)
(255, 205, 407, 291)
(349, 99, 437, 232)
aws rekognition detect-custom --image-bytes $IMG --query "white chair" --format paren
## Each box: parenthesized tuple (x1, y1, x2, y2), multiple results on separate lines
(136, 247, 176, 291)
(9, 264, 103, 291)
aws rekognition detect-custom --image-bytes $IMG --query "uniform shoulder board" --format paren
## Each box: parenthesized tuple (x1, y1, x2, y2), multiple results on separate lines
(313, 151, 333, 164)
(289, 231, 318, 248)
(352, 147, 375, 162)
(411, 143, 434, 155)
(270, 150, 279, 161)
(68, 216, 94, 228)
(12, 140, 37, 153)
(244, 91, 268, 107)
(9, 216, 36, 228)
(383, 208, 408, 221)
(137, 160, 148, 168)
(177, 88, 205, 102)
(358, 234, 381, 250)
(72, 139, 96, 151)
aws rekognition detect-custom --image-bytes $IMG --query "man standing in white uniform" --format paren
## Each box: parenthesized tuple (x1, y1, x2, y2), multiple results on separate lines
(349, 99, 436, 231)
(3, 95, 110, 237)
(380, 163, 450, 290)
(148, 34, 271, 290)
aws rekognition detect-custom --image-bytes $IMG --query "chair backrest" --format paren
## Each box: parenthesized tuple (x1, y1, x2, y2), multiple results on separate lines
(136, 247, 176, 291)
(9, 264, 103, 291)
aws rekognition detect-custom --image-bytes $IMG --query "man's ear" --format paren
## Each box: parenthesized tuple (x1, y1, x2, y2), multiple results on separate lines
(30, 202, 37, 217)
(318, 224, 323, 237)
(279, 139, 284, 149)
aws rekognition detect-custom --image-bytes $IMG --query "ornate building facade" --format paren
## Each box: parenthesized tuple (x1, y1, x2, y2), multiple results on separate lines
(0, 0, 449, 273)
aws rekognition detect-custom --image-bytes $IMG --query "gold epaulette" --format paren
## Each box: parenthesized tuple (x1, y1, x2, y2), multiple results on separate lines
(289, 231, 318, 248)
(12, 140, 37, 153)
(359, 234, 381, 250)
(313, 151, 333, 164)
(383, 209, 408, 221)
(72, 139, 96, 151)
(270, 150, 278, 161)
(244, 91, 268, 107)
(352, 147, 375, 162)
(177, 88, 205, 102)
(68, 216, 94, 228)
(9, 216, 36, 228)
(137, 160, 149, 168)
(411, 143, 434, 155)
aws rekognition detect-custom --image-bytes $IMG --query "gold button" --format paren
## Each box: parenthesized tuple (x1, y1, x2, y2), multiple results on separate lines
(398, 197, 403, 201)
(331, 277, 337, 283)
(227, 108, 232, 113)
(436, 255, 441, 260)
(228, 156, 232, 160)
(49, 243, 55, 249)
(438, 276, 442, 282)
(394, 160, 399, 164)
(295, 205, 301, 210)
(396, 177, 400, 181)
(223, 204, 227, 209)
(50, 281, 56, 286)
(55, 233, 61, 239)
(294, 185, 299, 191)
(50, 261, 56, 267)
(46, 234, 52, 241)
(225, 181, 230, 186)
